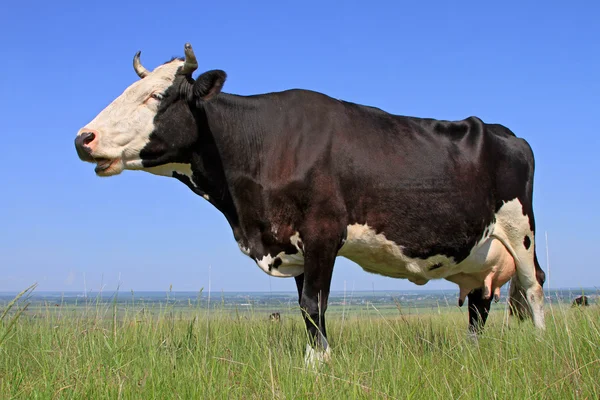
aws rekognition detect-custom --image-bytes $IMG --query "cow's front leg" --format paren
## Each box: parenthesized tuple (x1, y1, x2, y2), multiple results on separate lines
(299, 232, 340, 368)
(467, 288, 493, 335)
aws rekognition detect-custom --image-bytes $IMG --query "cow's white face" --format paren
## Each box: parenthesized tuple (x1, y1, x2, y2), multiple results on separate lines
(75, 60, 184, 176)
(76, 43, 226, 178)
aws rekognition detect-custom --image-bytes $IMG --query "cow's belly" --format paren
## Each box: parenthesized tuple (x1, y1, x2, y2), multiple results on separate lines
(243, 221, 512, 284)
(337, 223, 453, 284)
(337, 223, 505, 285)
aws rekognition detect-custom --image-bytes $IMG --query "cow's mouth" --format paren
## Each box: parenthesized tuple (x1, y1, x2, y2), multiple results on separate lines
(94, 158, 120, 175)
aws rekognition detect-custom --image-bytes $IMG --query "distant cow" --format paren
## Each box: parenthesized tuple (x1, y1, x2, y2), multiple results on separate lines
(269, 312, 281, 322)
(75, 43, 546, 365)
(572, 296, 590, 307)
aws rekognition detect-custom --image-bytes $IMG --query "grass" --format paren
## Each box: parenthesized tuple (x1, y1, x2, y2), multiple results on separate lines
(0, 290, 599, 399)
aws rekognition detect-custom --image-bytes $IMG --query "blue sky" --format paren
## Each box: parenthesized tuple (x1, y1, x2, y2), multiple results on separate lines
(0, 1, 598, 294)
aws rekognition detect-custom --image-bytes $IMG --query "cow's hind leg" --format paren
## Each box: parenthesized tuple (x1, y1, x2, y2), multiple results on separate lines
(492, 197, 545, 330)
(294, 274, 304, 306)
(508, 275, 531, 320)
(508, 251, 546, 324)
(494, 234, 545, 330)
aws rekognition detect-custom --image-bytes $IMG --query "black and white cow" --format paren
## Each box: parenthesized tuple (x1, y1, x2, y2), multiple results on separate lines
(75, 44, 546, 364)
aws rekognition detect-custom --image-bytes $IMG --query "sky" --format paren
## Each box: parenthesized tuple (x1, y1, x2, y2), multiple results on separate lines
(0, 1, 598, 294)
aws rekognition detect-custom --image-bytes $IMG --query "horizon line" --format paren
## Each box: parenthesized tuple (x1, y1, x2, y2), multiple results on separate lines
(1, 287, 598, 295)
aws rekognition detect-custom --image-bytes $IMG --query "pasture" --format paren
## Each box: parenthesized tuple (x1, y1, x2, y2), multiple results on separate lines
(1, 286, 599, 399)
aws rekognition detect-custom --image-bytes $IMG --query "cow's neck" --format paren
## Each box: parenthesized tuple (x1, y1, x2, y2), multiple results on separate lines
(189, 143, 241, 240)
(144, 130, 242, 241)
(199, 93, 276, 250)
(202, 93, 267, 176)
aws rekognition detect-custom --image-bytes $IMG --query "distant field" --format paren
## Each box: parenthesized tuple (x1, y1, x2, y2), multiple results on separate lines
(1, 287, 599, 399)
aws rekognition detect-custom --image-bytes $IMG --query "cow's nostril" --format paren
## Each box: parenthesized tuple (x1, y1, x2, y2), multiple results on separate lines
(81, 131, 96, 146)
(75, 130, 98, 162)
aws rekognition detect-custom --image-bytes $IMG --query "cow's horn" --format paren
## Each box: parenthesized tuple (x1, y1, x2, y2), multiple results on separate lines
(133, 51, 150, 79)
(180, 43, 198, 75)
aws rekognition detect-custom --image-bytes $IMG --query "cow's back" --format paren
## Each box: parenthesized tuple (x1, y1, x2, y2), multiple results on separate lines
(326, 101, 517, 263)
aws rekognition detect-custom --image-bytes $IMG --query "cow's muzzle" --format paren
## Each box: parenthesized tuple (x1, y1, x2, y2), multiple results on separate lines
(75, 131, 96, 162)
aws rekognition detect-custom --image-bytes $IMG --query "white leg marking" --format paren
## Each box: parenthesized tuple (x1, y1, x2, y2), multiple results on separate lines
(304, 343, 331, 369)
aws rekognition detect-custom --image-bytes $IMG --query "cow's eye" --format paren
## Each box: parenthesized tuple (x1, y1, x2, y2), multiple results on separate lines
(150, 93, 164, 101)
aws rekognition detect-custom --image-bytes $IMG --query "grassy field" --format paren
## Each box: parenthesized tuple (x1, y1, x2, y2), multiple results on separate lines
(1, 287, 599, 399)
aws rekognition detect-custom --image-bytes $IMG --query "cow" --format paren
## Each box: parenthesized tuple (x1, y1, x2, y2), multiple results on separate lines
(572, 295, 590, 307)
(269, 312, 281, 322)
(74, 43, 546, 365)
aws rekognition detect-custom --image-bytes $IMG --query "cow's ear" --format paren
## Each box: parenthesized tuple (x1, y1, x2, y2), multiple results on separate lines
(193, 70, 227, 101)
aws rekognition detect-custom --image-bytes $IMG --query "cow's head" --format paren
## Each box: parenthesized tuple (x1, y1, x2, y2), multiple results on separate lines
(74, 43, 226, 176)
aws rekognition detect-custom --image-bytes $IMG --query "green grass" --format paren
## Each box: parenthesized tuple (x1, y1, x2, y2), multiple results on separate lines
(1, 293, 599, 399)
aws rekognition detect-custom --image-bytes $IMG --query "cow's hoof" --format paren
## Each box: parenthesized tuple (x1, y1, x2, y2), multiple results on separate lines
(466, 331, 479, 344)
(304, 344, 331, 369)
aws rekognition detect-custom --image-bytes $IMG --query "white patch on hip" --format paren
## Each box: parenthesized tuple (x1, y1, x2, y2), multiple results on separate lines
(492, 198, 533, 254)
